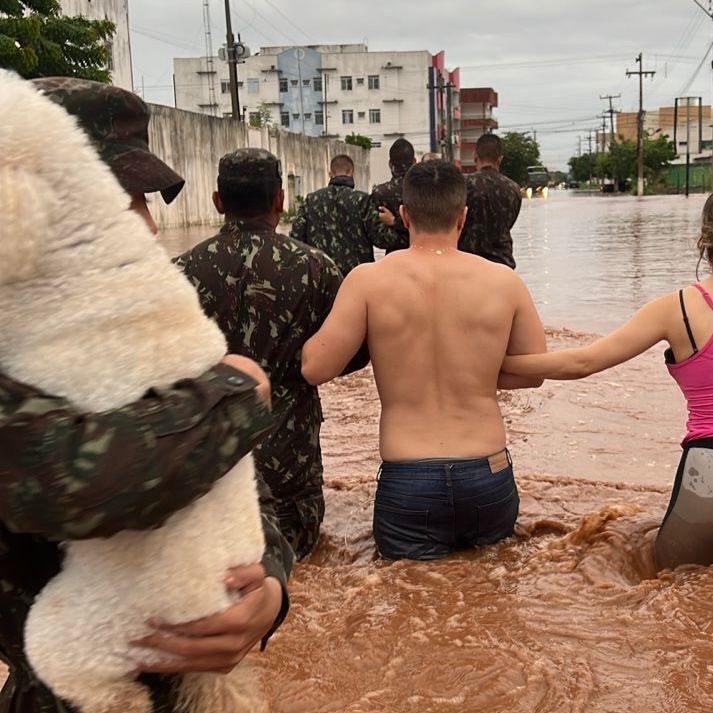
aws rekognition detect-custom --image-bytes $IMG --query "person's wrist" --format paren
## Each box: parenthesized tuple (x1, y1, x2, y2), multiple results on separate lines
(263, 576, 283, 623)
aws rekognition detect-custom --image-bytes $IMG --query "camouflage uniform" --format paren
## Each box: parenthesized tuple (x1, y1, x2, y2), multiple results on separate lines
(0, 365, 293, 713)
(289, 175, 374, 276)
(364, 166, 412, 253)
(460, 166, 522, 269)
(175, 149, 354, 560)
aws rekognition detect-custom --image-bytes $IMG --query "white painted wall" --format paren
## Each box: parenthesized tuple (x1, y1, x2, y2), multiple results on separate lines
(60, 0, 133, 90)
(146, 104, 370, 229)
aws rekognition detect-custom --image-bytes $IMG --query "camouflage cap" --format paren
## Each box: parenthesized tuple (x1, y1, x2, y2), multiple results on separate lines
(30, 77, 185, 204)
(218, 148, 282, 183)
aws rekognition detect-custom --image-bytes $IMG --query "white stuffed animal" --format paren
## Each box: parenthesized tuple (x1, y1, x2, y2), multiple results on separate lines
(0, 70, 266, 713)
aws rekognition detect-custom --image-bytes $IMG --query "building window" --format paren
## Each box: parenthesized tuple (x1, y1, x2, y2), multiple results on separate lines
(281, 112, 290, 127)
(368, 74, 380, 90)
(313, 76, 323, 93)
(342, 109, 354, 124)
(279, 77, 288, 93)
(303, 79, 310, 87)
(304, 112, 312, 119)
(340, 75, 353, 91)
(249, 111, 260, 124)
(247, 78, 260, 94)
(221, 80, 230, 94)
(371, 141, 382, 148)
(291, 79, 298, 87)
(369, 109, 381, 123)
(315, 110, 324, 125)
(237, 81, 244, 88)
(293, 112, 300, 119)
(356, 77, 365, 86)
(357, 111, 366, 119)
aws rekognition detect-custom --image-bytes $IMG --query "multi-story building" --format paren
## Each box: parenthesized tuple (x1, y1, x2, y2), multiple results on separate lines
(60, 0, 133, 90)
(459, 88, 498, 173)
(174, 44, 461, 164)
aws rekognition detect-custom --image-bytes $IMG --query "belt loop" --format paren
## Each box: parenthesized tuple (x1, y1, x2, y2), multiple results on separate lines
(505, 448, 513, 466)
(376, 464, 383, 483)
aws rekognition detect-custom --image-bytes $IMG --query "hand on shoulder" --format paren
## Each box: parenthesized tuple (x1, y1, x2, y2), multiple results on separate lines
(221, 354, 271, 408)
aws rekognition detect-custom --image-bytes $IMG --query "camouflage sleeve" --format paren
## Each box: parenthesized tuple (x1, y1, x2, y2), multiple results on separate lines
(257, 474, 294, 646)
(289, 199, 309, 245)
(0, 365, 274, 540)
(363, 193, 409, 251)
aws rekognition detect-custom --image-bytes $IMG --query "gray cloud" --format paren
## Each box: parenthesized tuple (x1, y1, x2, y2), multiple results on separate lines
(129, 0, 713, 169)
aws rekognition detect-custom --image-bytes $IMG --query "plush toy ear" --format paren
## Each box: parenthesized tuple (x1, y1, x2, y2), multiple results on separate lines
(0, 165, 42, 284)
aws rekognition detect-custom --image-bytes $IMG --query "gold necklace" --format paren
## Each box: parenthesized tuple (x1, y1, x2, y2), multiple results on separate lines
(414, 245, 450, 256)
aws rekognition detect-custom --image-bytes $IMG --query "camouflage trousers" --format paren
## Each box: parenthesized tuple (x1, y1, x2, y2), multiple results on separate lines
(275, 492, 325, 561)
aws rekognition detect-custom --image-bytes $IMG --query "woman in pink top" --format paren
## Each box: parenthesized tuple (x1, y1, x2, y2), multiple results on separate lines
(503, 195, 713, 570)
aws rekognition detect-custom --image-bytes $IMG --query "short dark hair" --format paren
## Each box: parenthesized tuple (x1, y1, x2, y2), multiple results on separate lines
(389, 138, 415, 167)
(330, 154, 354, 175)
(218, 177, 281, 217)
(402, 160, 466, 232)
(475, 133, 503, 163)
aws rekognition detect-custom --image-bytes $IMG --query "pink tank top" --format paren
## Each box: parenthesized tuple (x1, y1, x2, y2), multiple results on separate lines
(667, 283, 713, 444)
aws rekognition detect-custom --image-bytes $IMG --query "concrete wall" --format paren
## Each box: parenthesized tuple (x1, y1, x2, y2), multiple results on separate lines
(147, 104, 370, 229)
(60, 0, 133, 91)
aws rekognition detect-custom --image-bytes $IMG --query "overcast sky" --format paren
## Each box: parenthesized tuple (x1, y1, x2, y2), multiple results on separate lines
(129, 0, 713, 170)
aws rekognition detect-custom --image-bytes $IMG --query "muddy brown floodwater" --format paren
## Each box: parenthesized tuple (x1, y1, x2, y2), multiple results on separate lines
(256, 328, 710, 713)
(4, 195, 712, 710)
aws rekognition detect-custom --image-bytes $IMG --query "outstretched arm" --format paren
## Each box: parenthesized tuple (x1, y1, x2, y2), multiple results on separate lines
(502, 295, 671, 380)
(498, 276, 547, 389)
(302, 266, 369, 385)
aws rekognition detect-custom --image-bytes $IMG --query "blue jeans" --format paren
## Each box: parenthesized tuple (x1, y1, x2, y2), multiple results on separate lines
(373, 451, 519, 560)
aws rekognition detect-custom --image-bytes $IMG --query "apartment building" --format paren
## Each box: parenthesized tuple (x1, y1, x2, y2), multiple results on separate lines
(60, 0, 133, 90)
(174, 44, 462, 160)
(460, 87, 498, 173)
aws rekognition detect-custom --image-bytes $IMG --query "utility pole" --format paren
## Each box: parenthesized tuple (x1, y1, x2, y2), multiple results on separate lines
(445, 81, 455, 162)
(296, 48, 306, 135)
(224, 0, 241, 120)
(600, 93, 620, 145)
(600, 114, 608, 152)
(626, 53, 656, 196)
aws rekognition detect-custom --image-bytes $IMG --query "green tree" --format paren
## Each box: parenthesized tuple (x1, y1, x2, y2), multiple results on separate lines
(345, 132, 373, 150)
(643, 133, 676, 182)
(0, 0, 114, 81)
(248, 102, 274, 128)
(500, 132, 541, 185)
(568, 153, 597, 182)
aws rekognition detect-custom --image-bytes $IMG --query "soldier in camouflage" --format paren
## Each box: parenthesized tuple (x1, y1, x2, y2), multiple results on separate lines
(364, 138, 417, 253)
(290, 154, 374, 276)
(0, 78, 293, 713)
(176, 148, 367, 560)
(459, 133, 522, 269)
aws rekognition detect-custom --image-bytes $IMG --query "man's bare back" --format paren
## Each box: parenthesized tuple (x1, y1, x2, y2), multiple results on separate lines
(302, 246, 544, 460)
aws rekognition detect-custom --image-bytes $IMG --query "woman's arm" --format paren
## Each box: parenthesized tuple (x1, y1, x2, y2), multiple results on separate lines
(502, 295, 671, 380)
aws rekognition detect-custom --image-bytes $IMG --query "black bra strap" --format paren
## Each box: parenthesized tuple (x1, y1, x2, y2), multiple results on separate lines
(680, 289, 699, 353)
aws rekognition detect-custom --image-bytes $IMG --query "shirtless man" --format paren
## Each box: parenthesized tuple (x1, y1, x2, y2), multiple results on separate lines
(301, 160, 545, 560)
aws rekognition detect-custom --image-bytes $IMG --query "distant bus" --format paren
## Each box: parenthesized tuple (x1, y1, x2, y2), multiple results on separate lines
(525, 165, 549, 198)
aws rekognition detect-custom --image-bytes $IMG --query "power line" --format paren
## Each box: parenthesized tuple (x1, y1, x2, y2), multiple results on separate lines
(261, 0, 312, 43)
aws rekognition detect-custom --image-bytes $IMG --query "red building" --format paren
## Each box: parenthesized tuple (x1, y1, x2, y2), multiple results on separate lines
(460, 88, 499, 173)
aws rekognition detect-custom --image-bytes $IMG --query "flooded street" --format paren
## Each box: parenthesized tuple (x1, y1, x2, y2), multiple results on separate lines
(253, 192, 712, 712)
(2, 194, 705, 710)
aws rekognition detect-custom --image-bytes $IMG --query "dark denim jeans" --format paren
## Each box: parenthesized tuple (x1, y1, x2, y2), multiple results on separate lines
(373, 451, 519, 560)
